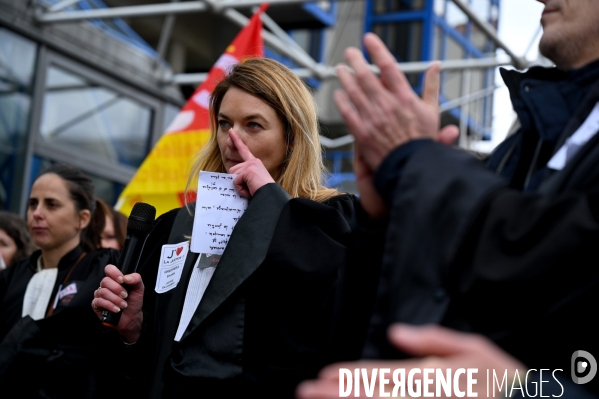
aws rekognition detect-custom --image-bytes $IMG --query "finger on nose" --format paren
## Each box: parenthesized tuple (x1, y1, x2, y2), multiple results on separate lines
(231, 128, 248, 140)
(226, 134, 237, 149)
(228, 128, 239, 141)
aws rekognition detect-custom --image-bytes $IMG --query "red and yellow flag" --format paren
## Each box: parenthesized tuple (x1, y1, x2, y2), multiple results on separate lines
(116, 5, 267, 217)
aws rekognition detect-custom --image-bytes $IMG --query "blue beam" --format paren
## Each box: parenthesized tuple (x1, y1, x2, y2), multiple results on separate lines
(433, 14, 485, 58)
(302, 1, 337, 27)
(369, 9, 428, 24)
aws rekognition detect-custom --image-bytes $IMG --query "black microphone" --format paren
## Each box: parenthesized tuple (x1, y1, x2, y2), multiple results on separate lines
(101, 202, 156, 328)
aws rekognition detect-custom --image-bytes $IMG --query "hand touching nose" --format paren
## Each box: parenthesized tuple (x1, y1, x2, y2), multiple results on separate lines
(228, 129, 275, 198)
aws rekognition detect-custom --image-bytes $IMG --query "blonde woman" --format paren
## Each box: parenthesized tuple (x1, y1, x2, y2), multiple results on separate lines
(95, 58, 369, 398)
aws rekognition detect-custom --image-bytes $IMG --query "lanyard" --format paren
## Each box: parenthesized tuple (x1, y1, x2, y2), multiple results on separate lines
(46, 252, 87, 317)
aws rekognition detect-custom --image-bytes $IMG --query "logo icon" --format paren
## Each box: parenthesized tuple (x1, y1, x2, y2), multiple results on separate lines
(571, 350, 597, 384)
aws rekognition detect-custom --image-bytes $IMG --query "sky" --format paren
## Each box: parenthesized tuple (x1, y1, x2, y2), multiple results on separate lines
(478, 0, 545, 152)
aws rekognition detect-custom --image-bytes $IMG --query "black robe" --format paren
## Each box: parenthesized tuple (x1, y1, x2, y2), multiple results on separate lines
(114, 183, 370, 398)
(0, 246, 120, 399)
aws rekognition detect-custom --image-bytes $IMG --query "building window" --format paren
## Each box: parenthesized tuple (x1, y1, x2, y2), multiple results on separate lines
(373, 21, 423, 63)
(0, 28, 37, 211)
(374, 0, 425, 14)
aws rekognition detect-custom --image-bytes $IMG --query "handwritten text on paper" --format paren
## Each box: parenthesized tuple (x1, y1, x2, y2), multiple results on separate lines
(191, 171, 248, 255)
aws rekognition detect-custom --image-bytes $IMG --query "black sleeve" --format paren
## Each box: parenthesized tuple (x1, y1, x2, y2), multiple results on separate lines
(0, 265, 18, 342)
(254, 193, 356, 377)
(0, 267, 10, 319)
(374, 139, 435, 206)
(446, 185, 599, 373)
(364, 141, 599, 379)
(312, 194, 389, 362)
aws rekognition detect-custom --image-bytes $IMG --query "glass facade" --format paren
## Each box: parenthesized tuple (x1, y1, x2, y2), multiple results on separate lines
(40, 66, 153, 168)
(0, 24, 179, 213)
(31, 156, 124, 206)
(0, 28, 37, 212)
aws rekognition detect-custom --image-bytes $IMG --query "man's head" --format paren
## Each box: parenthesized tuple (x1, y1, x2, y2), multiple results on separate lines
(538, 0, 599, 70)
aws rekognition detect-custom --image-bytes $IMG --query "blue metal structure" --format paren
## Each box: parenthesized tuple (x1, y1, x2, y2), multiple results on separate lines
(364, 0, 498, 136)
(433, 0, 499, 141)
(264, 2, 337, 89)
(325, 0, 501, 190)
(325, 151, 355, 189)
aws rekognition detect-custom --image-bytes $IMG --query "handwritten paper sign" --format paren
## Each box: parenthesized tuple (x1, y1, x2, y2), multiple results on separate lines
(190, 171, 248, 255)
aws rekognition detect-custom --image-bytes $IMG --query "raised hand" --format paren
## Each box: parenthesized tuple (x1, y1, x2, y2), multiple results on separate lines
(228, 129, 276, 198)
(92, 264, 145, 343)
(335, 32, 445, 172)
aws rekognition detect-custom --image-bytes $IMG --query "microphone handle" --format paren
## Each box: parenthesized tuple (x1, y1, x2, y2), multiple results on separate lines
(101, 233, 145, 328)
(100, 295, 127, 328)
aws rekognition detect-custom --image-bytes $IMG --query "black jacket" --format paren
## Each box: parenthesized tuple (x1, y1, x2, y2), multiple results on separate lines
(363, 64, 599, 396)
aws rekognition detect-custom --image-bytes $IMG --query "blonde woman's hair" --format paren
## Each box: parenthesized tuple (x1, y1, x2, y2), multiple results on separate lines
(186, 57, 339, 203)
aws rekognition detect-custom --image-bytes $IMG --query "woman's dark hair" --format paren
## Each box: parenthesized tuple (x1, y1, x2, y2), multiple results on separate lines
(97, 198, 127, 250)
(38, 164, 106, 252)
(111, 207, 128, 250)
(0, 211, 35, 264)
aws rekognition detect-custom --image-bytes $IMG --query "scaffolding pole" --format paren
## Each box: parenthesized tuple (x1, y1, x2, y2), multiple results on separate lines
(36, 0, 341, 23)
(170, 56, 511, 84)
(36, 1, 210, 22)
(450, 0, 527, 69)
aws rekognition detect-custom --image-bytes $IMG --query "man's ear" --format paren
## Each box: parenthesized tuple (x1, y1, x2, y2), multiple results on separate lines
(79, 209, 91, 230)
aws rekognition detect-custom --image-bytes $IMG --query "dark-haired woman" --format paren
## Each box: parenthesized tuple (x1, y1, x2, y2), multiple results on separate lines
(98, 199, 127, 250)
(0, 211, 35, 269)
(0, 164, 120, 399)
